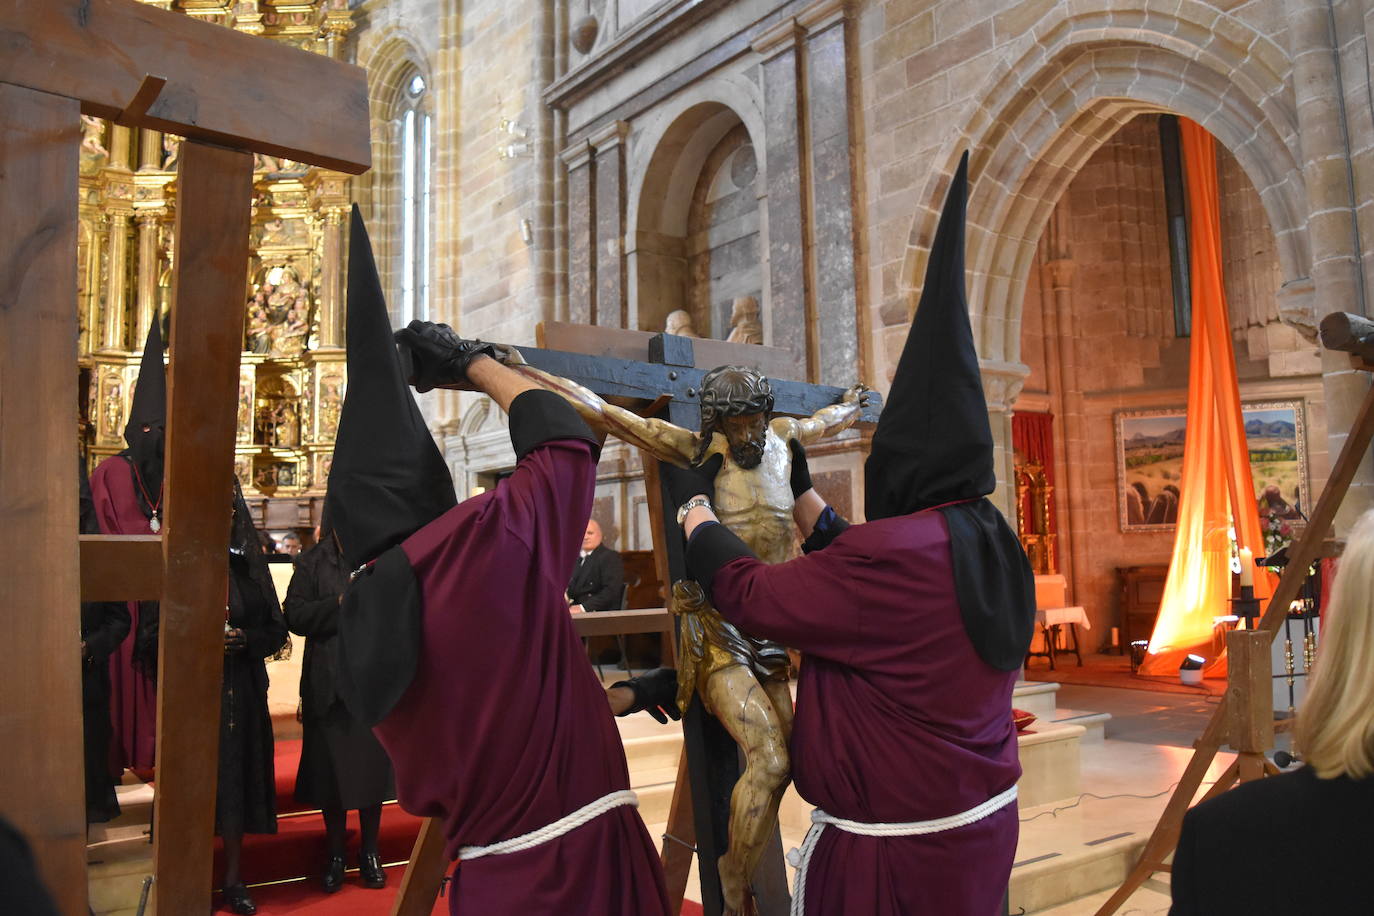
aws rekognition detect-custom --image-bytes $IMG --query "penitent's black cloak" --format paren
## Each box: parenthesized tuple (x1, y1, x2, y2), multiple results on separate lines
(331, 206, 457, 727)
(863, 152, 1035, 671)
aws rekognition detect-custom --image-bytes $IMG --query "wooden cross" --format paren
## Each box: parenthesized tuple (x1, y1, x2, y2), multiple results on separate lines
(0, 3, 368, 912)
(392, 321, 881, 916)
(1094, 326, 1374, 916)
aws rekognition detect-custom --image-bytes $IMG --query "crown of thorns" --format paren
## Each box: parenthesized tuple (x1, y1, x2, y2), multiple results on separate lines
(698, 366, 774, 425)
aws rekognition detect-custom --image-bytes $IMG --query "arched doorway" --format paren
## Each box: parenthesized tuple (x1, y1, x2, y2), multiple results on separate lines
(628, 101, 766, 340)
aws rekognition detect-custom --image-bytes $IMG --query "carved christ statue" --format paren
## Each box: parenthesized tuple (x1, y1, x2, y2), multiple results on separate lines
(506, 352, 868, 914)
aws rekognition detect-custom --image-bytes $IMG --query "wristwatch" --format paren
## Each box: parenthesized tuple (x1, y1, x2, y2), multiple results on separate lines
(676, 495, 713, 526)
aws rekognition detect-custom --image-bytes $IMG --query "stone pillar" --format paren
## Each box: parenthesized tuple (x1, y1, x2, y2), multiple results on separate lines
(133, 208, 165, 346)
(1288, 1, 1374, 528)
(753, 21, 810, 376)
(981, 359, 1030, 521)
(562, 140, 595, 325)
(799, 0, 859, 385)
(1045, 248, 1083, 602)
(589, 121, 629, 328)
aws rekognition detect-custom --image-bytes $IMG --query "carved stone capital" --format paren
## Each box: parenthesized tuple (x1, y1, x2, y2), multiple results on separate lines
(796, 0, 847, 34)
(980, 359, 1031, 413)
(561, 139, 595, 172)
(1275, 275, 1319, 342)
(751, 19, 801, 58)
(587, 120, 629, 153)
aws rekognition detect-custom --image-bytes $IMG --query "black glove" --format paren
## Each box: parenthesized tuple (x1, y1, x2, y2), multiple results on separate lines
(788, 438, 813, 498)
(660, 454, 724, 510)
(393, 320, 505, 393)
(611, 668, 681, 724)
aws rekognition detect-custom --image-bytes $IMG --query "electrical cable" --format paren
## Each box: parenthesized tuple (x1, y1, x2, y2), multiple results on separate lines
(1018, 778, 1220, 824)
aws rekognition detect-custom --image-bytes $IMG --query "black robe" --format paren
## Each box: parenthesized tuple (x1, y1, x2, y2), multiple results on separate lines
(216, 553, 287, 836)
(566, 544, 625, 612)
(285, 537, 395, 810)
(82, 598, 129, 823)
(80, 458, 131, 823)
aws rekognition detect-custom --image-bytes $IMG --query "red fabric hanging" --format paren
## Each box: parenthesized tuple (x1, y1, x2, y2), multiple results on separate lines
(1012, 411, 1056, 535)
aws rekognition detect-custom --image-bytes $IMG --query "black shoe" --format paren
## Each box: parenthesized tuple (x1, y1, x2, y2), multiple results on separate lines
(321, 855, 346, 894)
(223, 883, 257, 915)
(359, 851, 387, 889)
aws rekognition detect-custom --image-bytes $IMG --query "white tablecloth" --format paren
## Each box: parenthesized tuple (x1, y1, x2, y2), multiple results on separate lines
(1036, 606, 1091, 630)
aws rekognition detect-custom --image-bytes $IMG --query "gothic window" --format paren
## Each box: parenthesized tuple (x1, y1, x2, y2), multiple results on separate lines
(395, 71, 432, 326)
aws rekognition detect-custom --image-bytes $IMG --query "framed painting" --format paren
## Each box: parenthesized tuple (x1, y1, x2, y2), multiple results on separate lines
(1115, 401, 1308, 533)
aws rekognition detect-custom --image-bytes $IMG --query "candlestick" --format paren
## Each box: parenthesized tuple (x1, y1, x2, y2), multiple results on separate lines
(1239, 547, 1254, 587)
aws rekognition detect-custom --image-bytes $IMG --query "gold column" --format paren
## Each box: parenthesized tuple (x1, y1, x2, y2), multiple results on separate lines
(307, 170, 350, 350)
(134, 207, 166, 345)
(138, 128, 162, 171)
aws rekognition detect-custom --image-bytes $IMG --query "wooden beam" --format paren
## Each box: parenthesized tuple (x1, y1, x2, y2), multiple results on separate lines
(510, 346, 882, 424)
(80, 534, 162, 601)
(539, 321, 803, 383)
(149, 140, 254, 912)
(391, 819, 450, 916)
(571, 608, 673, 638)
(0, 0, 370, 173)
(0, 82, 87, 916)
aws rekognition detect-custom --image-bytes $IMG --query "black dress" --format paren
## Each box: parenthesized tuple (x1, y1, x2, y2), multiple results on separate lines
(1170, 764, 1374, 914)
(285, 536, 395, 810)
(216, 553, 288, 836)
(79, 458, 131, 824)
(81, 598, 130, 823)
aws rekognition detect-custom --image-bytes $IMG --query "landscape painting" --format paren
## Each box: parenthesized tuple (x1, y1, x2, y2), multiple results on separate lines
(1115, 401, 1307, 532)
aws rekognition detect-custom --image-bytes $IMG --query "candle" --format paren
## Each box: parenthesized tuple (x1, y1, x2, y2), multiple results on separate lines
(1239, 547, 1254, 587)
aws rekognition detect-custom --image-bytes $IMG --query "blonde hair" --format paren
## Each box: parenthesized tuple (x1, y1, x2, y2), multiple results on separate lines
(1295, 508, 1374, 779)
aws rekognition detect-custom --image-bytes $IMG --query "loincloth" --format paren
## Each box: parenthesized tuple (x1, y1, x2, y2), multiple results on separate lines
(670, 579, 790, 715)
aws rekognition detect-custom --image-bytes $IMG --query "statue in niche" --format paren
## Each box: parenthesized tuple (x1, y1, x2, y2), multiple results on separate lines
(162, 134, 181, 171)
(102, 376, 124, 442)
(80, 116, 109, 171)
(664, 309, 700, 338)
(502, 354, 869, 915)
(725, 295, 763, 346)
(246, 285, 274, 353)
(245, 265, 312, 357)
(317, 373, 343, 439)
(272, 401, 300, 448)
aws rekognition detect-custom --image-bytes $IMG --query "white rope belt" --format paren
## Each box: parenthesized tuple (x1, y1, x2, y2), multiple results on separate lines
(458, 790, 639, 861)
(785, 784, 1018, 915)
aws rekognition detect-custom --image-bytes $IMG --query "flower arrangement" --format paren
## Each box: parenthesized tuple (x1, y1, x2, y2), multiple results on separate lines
(1262, 507, 1294, 564)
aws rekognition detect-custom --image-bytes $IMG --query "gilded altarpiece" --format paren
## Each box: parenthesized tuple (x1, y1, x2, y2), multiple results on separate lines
(79, 1, 354, 532)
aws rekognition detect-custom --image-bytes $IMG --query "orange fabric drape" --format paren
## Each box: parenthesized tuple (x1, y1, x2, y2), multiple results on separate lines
(1139, 120, 1272, 676)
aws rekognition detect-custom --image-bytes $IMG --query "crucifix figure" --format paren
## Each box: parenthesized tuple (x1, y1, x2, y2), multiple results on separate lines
(502, 352, 870, 914)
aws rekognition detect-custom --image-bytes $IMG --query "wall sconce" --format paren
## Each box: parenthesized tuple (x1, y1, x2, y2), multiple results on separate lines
(500, 118, 529, 138)
(520, 219, 534, 244)
(499, 142, 532, 160)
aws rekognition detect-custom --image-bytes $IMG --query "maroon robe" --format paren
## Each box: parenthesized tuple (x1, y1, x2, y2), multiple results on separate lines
(89, 456, 158, 771)
(711, 508, 1020, 916)
(372, 437, 671, 915)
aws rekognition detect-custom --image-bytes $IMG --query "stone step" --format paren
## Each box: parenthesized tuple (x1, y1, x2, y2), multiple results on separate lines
(1016, 722, 1085, 808)
(87, 835, 153, 916)
(1010, 823, 1150, 914)
(1014, 680, 1060, 721)
(1053, 709, 1111, 744)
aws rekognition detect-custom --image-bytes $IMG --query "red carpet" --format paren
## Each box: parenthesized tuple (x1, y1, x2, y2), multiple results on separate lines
(213, 739, 425, 896)
(212, 739, 705, 915)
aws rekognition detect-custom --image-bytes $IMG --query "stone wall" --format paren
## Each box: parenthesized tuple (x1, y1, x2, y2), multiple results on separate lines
(1017, 114, 1327, 642)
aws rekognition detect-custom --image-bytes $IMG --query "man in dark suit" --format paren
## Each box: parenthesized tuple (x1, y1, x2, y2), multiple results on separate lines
(567, 519, 624, 613)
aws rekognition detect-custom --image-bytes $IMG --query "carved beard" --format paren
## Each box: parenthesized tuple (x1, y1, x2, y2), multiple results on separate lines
(729, 437, 765, 469)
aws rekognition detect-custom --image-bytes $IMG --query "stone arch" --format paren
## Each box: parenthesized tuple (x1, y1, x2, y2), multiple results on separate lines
(625, 76, 767, 334)
(899, 6, 1305, 371)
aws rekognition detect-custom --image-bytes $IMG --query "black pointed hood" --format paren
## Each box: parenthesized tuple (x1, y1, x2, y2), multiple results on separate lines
(865, 151, 993, 519)
(863, 152, 1035, 672)
(326, 205, 457, 569)
(122, 317, 166, 508)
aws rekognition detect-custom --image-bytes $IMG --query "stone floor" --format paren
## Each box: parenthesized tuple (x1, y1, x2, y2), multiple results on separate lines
(604, 670, 1243, 915)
